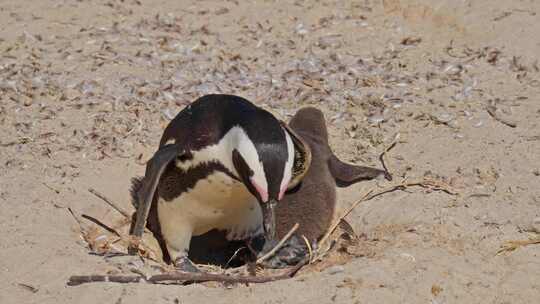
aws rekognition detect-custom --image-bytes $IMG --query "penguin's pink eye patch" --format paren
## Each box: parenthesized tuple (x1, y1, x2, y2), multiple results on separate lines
(250, 177, 268, 202)
(278, 187, 286, 200)
(278, 176, 291, 200)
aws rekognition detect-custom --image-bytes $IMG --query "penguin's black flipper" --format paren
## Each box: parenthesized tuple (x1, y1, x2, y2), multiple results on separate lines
(328, 154, 389, 188)
(131, 144, 185, 238)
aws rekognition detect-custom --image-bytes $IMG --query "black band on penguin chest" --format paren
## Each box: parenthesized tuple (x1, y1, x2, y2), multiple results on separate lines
(157, 162, 239, 202)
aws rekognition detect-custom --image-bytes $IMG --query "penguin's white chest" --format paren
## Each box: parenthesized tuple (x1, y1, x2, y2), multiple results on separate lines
(157, 171, 263, 241)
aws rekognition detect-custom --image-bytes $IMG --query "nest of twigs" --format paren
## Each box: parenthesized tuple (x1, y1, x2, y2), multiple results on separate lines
(68, 175, 457, 287)
(68, 204, 360, 286)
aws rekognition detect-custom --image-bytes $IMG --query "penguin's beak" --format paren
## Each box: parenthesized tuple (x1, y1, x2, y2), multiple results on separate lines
(261, 199, 277, 241)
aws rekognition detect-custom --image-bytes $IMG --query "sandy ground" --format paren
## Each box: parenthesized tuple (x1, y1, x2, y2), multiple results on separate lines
(1, 0, 540, 303)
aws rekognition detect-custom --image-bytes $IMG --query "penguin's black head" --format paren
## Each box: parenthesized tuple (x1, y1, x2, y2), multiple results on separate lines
(231, 112, 294, 205)
(230, 111, 296, 240)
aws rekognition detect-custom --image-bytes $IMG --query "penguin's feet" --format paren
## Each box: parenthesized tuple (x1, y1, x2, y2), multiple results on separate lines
(256, 235, 308, 269)
(173, 256, 200, 273)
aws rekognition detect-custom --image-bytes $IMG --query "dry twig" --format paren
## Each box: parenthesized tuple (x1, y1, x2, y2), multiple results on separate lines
(257, 223, 300, 263)
(86, 187, 154, 252)
(318, 189, 373, 249)
(317, 178, 458, 252)
(81, 214, 122, 237)
(497, 236, 540, 255)
(300, 235, 314, 263)
(486, 105, 517, 128)
(88, 188, 131, 218)
(17, 283, 39, 293)
(224, 247, 248, 268)
(80, 188, 159, 260)
(378, 133, 400, 181)
(68, 258, 308, 286)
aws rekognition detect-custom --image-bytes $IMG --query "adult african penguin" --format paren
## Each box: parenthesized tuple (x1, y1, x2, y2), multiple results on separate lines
(130, 94, 311, 271)
(172, 107, 390, 269)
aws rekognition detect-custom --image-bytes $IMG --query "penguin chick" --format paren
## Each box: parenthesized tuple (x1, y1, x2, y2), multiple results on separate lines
(130, 94, 311, 271)
(265, 107, 389, 268)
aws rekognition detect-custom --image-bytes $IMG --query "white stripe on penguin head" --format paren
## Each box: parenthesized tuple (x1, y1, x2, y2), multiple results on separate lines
(279, 128, 294, 200)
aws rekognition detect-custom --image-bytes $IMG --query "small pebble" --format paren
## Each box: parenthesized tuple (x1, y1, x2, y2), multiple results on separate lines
(368, 114, 384, 124)
(435, 113, 454, 123)
(19, 95, 33, 106)
(326, 265, 345, 275)
(128, 259, 145, 269)
(399, 253, 416, 262)
(473, 121, 483, 128)
(295, 23, 308, 35)
(161, 108, 175, 120)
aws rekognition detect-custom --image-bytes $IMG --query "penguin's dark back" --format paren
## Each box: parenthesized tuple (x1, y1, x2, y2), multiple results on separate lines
(160, 94, 286, 150)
